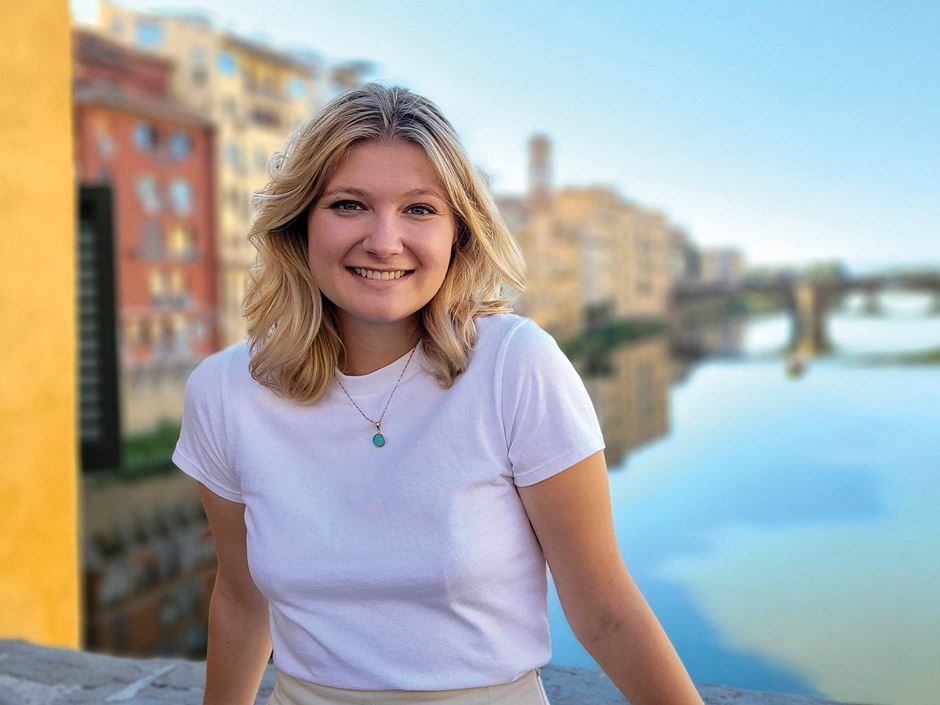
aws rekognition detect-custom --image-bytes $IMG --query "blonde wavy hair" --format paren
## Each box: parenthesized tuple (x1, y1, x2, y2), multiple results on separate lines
(243, 83, 526, 404)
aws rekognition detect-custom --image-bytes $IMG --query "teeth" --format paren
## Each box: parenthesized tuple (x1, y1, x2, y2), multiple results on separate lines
(352, 268, 409, 280)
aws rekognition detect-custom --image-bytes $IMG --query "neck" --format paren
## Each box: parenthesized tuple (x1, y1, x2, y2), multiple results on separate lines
(338, 315, 422, 376)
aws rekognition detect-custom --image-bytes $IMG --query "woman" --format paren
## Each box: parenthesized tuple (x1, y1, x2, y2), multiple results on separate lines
(173, 83, 704, 705)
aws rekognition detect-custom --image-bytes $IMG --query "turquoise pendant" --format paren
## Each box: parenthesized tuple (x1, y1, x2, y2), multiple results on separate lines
(373, 432, 386, 447)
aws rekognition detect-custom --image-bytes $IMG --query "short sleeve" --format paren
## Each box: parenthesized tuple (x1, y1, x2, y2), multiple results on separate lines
(172, 351, 243, 503)
(499, 319, 606, 487)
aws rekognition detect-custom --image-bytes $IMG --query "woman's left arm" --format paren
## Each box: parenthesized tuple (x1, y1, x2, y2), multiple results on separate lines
(517, 449, 705, 705)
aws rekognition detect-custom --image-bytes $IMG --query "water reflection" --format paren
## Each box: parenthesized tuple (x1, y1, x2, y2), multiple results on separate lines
(578, 337, 672, 470)
(549, 298, 939, 705)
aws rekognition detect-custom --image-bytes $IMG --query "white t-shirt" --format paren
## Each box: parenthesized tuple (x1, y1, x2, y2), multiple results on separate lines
(172, 312, 605, 690)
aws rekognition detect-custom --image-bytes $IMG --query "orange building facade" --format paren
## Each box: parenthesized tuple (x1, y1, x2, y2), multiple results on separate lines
(73, 29, 218, 432)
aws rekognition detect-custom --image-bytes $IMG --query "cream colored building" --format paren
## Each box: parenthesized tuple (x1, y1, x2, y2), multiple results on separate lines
(497, 136, 673, 337)
(624, 205, 671, 317)
(553, 186, 670, 321)
(496, 135, 585, 339)
(499, 196, 583, 339)
(99, 0, 321, 346)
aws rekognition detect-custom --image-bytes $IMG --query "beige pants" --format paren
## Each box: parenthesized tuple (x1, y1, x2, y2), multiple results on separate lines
(264, 667, 551, 705)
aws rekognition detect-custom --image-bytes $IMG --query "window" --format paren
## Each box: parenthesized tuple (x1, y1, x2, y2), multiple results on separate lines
(190, 46, 207, 85)
(217, 52, 237, 75)
(133, 122, 157, 151)
(148, 268, 166, 298)
(134, 21, 164, 48)
(250, 107, 280, 129)
(125, 316, 142, 345)
(169, 131, 191, 159)
(139, 222, 164, 259)
(261, 75, 276, 96)
(223, 143, 244, 174)
(135, 177, 161, 214)
(168, 179, 193, 215)
(138, 319, 151, 346)
(242, 69, 258, 91)
(149, 318, 163, 347)
(167, 224, 195, 259)
(171, 313, 189, 353)
(96, 135, 115, 159)
(288, 77, 305, 99)
(169, 268, 186, 294)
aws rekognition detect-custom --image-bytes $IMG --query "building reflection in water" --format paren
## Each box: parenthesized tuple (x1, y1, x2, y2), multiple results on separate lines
(576, 319, 750, 470)
(575, 336, 670, 470)
(670, 318, 750, 362)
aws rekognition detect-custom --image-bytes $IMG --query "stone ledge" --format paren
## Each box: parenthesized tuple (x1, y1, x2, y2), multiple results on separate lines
(0, 639, 862, 705)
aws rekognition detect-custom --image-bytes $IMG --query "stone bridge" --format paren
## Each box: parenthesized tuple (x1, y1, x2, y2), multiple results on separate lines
(670, 273, 940, 359)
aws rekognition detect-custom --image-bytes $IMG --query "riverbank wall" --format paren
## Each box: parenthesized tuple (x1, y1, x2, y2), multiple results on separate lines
(0, 639, 868, 705)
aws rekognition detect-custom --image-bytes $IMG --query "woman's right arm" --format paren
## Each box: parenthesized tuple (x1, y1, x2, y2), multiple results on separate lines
(197, 482, 273, 705)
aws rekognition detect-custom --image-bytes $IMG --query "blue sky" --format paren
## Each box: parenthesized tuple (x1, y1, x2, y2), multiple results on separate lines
(71, 0, 939, 272)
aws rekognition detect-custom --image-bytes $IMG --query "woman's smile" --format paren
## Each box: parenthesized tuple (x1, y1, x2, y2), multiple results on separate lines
(346, 266, 416, 285)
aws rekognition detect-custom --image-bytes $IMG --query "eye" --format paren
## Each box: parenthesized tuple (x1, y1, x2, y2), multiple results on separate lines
(329, 200, 363, 212)
(407, 204, 436, 216)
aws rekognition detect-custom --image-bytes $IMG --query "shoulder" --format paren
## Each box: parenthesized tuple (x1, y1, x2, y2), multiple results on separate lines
(186, 339, 248, 394)
(474, 312, 537, 350)
(472, 313, 567, 378)
(476, 313, 560, 358)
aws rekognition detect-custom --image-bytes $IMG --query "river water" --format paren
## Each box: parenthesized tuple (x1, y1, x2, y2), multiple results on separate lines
(547, 292, 940, 705)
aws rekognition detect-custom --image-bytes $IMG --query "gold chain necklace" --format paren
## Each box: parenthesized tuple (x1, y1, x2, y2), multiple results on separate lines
(334, 344, 418, 448)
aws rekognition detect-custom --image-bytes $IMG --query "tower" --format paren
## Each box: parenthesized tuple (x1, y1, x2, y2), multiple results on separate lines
(527, 133, 552, 208)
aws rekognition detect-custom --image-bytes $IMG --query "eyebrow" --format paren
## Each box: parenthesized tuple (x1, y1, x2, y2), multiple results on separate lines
(322, 186, 447, 201)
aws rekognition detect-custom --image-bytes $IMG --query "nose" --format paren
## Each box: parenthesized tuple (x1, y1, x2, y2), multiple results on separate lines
(361, 212, 404, 258)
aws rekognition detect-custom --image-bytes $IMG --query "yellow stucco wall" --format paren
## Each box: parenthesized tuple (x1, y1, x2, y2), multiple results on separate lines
(0, 1, 80, 646)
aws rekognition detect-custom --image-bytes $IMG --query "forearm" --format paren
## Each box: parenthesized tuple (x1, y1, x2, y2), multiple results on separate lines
(203, 589, 273, 705)
(577, 585, 704, 705)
